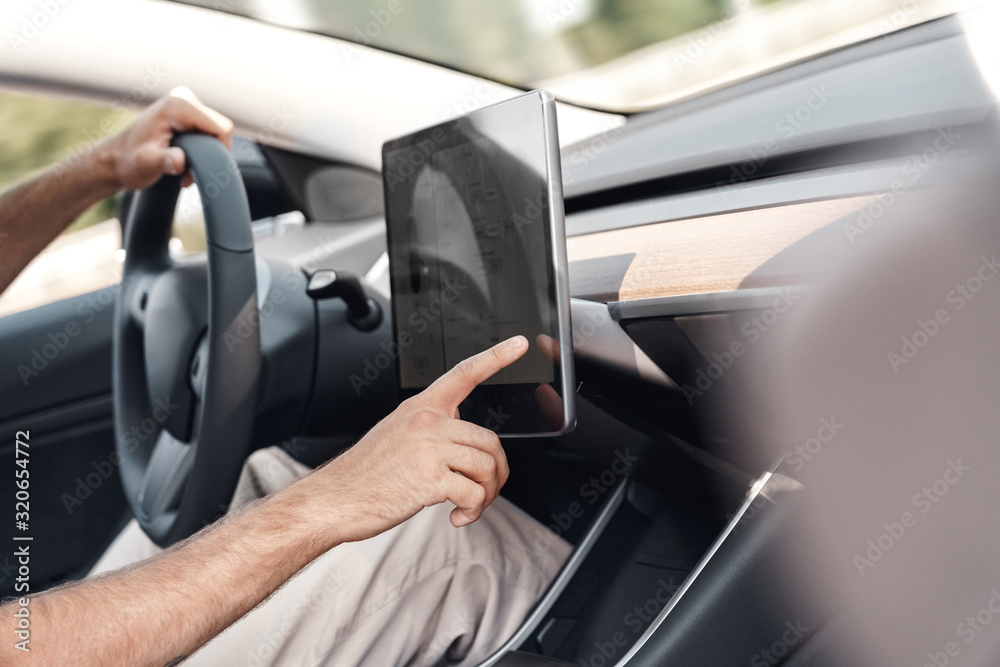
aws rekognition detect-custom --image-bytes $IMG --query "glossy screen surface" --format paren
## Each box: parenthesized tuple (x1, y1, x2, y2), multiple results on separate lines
(383, 92, 568, 434)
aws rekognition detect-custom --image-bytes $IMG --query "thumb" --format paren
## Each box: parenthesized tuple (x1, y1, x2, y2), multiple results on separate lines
(162, 146, 186, 176)
(450, 506, 476, 527)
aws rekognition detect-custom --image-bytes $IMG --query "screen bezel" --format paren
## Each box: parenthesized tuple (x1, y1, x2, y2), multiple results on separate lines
(380, 90, 576, 437)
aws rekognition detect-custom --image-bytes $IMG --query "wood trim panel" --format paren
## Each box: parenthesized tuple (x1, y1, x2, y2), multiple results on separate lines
(567, 196, 877, 302)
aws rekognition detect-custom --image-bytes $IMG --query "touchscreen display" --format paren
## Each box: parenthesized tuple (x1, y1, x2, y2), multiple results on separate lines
(382, 91, 574, 435)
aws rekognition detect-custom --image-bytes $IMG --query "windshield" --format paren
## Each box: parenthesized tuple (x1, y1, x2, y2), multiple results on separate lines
(174, 0, 975, 112)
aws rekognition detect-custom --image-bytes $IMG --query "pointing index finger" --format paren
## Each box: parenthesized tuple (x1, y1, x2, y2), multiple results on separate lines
(422, 336, 528, 412)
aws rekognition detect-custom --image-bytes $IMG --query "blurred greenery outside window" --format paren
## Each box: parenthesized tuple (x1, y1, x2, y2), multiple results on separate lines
(0, 91, 133, 232)
(0, 91, 135, 316)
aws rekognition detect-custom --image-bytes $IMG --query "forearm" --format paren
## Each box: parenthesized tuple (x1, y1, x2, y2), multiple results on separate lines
(1, 88, 236, 297)
(0, 331, 521, 665)
(0, 473, 339, 666)
(0, 145, 120, 295)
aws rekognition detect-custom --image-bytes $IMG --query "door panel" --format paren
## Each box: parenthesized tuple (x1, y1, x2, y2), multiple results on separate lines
(0, 291, 115, 420)
(0, 291, 123, 597)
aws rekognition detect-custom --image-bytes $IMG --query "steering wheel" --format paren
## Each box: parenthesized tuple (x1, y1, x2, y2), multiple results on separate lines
(113, 133, 261, 547)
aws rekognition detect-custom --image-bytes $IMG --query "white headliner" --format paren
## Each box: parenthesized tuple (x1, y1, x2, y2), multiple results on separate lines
(0, 0, 623, 170)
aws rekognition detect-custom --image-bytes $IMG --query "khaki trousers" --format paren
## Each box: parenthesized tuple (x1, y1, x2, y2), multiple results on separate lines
(90, 447, 570, 666)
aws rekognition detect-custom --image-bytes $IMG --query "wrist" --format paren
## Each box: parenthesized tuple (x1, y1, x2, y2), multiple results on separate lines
(86, 136, 125, 196)
(274, 472, 348, 555)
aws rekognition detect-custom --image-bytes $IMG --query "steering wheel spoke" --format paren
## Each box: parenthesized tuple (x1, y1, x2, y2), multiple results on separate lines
(136, 429, 194, 521)
(125, 272, 158, 329)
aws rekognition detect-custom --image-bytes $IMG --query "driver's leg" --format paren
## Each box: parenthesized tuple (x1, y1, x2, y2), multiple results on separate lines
(189, 490, 568, 667)
(88, 445, 308, 576)
(92, 447, 571, 666)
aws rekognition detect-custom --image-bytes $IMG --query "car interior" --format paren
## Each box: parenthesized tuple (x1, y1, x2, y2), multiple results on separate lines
(1, 1, 999, 665)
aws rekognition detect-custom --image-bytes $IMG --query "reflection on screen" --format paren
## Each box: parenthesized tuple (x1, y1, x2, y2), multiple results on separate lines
(385, 104, 556, 392)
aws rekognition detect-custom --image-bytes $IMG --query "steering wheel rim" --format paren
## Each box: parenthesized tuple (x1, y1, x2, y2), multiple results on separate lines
(113, 133, 261, 547)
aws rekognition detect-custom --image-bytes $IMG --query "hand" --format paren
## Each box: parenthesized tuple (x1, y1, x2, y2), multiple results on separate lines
(100, 86, 234, 190)
(309, 336, 528, 543)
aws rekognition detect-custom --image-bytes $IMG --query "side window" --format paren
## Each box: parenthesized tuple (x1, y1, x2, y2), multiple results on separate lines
(0, 90, 134, 317)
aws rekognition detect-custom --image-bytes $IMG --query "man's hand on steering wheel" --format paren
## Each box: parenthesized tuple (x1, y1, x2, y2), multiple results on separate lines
(302, 336, 529, 543)
(0, 88, 234, 295)
(102, 86, 234, 190)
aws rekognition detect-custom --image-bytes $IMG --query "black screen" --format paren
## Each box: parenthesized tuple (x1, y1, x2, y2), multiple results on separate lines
(382, 92, 572, 435)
